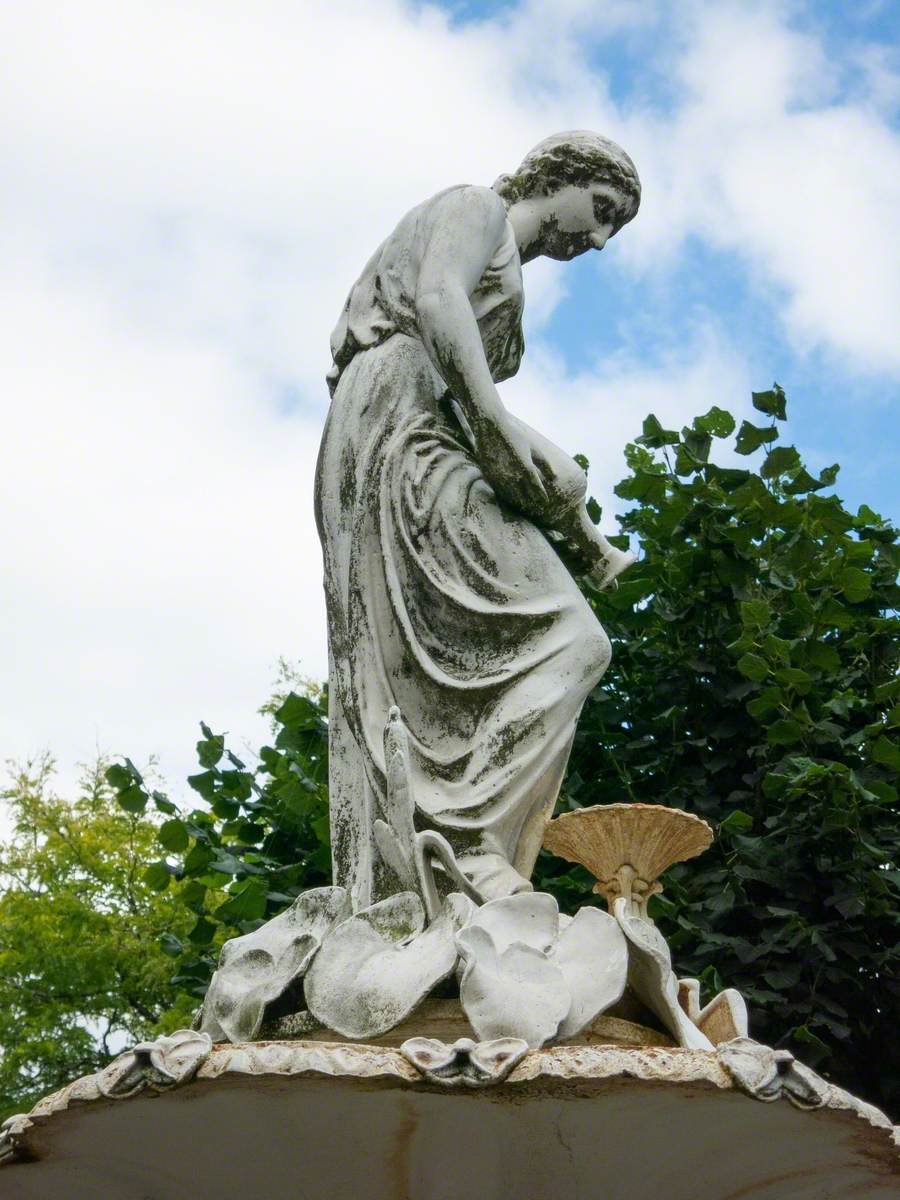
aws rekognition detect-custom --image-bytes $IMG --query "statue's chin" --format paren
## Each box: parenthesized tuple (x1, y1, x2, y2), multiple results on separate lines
(542, 243, 586, 262)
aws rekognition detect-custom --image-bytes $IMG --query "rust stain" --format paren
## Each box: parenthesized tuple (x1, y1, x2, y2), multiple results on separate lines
(386, 1098, 418, 1200)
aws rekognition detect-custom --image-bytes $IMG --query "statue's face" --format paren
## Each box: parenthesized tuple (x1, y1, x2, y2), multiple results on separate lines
(533, 183, 628, 261)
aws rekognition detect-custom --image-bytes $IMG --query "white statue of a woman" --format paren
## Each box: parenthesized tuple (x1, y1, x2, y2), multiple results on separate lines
(315, 131, 641, 910)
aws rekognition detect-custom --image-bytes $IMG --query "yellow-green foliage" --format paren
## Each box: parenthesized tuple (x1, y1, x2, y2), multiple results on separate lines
(0, 757, 198, 1117)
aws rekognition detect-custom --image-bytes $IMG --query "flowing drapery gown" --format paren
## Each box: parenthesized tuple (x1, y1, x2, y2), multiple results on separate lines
(315, 186, 611, 910)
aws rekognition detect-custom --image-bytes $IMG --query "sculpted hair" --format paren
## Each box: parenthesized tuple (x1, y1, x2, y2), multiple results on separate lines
(496, 130, 641, 227)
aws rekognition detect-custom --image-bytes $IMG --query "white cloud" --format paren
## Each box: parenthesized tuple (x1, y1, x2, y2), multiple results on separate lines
(0, 0, 896, 793)
(619, 3, 900, 373)
(1, 269, 324, 794)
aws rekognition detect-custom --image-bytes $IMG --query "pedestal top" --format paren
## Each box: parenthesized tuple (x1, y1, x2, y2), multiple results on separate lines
(1, 1037, 896, 1200)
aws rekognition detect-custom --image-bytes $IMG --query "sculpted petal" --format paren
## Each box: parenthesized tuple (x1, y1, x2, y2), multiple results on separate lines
(465, 891, 560, 955)
(356, 890, 426, 945)
(455, 923, 499, 974)
(553, 907, 628, 1039)
(144, 1030, 213, 1084)
(200, 886, 350, 1043)
(467, 1037, 529, 1082)
(459, 937, 569, 1048)
(304, 893, 472, 1039)
(613, 897, 712, 1050)
(679, 979, 749, 1045)
(399, 1037, 458, 1075)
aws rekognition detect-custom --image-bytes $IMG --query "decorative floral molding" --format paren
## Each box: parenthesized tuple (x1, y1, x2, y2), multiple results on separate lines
(400, 1036, 529, 1087)
(96, 1029, 213, 1098)
(718, 1038, 831, 1110)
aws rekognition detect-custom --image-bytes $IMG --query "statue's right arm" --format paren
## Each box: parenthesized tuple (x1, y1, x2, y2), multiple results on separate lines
(415, 187, 547, 512)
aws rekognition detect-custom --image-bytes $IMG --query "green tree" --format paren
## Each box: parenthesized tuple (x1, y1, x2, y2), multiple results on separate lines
(109, 388, 899, 1113)
(0, 757, 197, 1118)
(544, 387, 900, 1113)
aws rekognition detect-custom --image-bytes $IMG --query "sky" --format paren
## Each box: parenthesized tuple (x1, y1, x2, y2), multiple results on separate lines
(2, 0, 898, 798)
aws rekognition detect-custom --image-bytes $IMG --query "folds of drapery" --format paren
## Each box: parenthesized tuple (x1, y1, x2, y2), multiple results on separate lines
(314, 335, 609, 910)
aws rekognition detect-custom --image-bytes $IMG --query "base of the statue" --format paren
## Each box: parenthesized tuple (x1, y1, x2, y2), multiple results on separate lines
(2, 1033, 897, 1200)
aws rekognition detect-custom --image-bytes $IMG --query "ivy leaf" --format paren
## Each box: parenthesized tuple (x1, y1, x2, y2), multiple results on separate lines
(636, 413, 679, 448)
(681, 427, 712, 464)
(737, 653, 769, 682)
(311, 814, 331, 846)
(181, 881, 208, 913)
(188, 917, 216, 946)
(196, 726, 226, 769)
(693, 406, 736, 438)
(783, 467, 821, 495)
(183, 843, 215, 874)
(752, 385, 787, 420)
(774, 668, 813, 695)
(117, 784, 148, 814)
(275, 691, 325, 728)
(143, 861, 172, 892)
(105, 763, 133, 790)
(872, 737, 900, 771)
(152, 790, 178, 815)
(767, 719, 804, 746)
(836, 566, 871, 603)
(761, 446, 801, 479)
(188, 771, 218, 801)
(735, 421, 778, 456)
(160, 933, 184, 958)
(740, 599, 771, 629)
(213, 880, 268, 923)
(159, 819, 190, 853)
(720, 810, 753, 833)
(746, 687, 783, 720)
(763, 963, 801, 989)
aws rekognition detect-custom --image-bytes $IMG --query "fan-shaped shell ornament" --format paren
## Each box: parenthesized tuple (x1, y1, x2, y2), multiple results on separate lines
(543, 803, 713, 913)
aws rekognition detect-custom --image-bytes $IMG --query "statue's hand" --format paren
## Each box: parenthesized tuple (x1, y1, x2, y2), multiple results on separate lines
(482, 420, 550, 518)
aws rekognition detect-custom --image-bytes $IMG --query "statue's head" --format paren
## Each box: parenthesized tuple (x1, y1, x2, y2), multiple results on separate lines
(494, 131, 641, 262)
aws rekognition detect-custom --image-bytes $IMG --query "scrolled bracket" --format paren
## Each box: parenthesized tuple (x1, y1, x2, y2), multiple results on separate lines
(718, 1037, 828, 1110)
(400, 1036, 528, 1088)
(97, 1030, 213, 1100)
(0, 1114, 33, 1165)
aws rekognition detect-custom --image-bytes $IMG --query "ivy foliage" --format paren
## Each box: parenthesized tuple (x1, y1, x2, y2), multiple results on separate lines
(106, 685, 332, 999)
(549, 386, 900, 1112)
(109, 388, 899, 1114)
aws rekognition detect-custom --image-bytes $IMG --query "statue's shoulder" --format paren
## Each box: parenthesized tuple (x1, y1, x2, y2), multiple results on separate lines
(410, 186, 508, 253)
(424, 183, 506, 223)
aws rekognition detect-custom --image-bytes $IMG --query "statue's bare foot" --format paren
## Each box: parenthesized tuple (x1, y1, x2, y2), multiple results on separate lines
(456, 852, 534, 901)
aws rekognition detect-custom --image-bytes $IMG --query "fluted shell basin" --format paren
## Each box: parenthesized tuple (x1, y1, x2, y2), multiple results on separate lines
(542, 803, 713, 888)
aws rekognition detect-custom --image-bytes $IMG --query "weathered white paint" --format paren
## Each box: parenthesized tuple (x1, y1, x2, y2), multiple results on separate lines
(316, 132, 641, 910)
